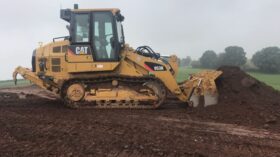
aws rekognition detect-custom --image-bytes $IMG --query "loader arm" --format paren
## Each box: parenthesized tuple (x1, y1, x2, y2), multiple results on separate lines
(124, 51, 222, 105)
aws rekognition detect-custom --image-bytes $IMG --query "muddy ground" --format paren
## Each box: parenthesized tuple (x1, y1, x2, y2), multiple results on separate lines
(0, 67, 280, 157)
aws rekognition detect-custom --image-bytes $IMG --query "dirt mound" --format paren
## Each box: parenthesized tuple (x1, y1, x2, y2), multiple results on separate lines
(190, 66, 280, 130)
(217, 66, 280, 106)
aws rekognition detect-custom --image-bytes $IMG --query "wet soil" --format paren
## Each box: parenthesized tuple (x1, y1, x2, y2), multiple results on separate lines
(0, 67, 280, 157)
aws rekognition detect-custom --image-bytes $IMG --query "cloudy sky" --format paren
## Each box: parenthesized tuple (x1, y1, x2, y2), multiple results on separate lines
(0, 0, 280, 80)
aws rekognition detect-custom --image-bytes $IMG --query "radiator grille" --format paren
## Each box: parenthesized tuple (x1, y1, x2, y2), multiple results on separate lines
(51, 58, 61, 72)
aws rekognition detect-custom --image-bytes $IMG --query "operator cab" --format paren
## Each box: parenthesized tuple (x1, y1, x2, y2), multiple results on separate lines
(60, 4, 125, 62)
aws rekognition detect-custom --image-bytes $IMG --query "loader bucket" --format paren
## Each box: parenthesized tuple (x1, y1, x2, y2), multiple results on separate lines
(182, 70, 222, 107)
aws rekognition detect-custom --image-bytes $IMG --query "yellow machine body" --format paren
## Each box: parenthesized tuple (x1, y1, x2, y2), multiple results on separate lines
(14, 5, 222, 109)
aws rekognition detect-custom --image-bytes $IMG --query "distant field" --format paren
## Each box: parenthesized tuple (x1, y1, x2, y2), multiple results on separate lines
(177, 67, 202, 82)
(1, 68, 279, 91)
(0, 79, 31, 89)
(177, 67, 280, 91)
(248, 72, 280, 91)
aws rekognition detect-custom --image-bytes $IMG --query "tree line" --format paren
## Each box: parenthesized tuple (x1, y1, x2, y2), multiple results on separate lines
(179, 46, 280, 73)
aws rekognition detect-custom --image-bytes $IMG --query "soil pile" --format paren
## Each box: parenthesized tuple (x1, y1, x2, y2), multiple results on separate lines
(191, 66, 280, 130)
(217, 66, 280, 106)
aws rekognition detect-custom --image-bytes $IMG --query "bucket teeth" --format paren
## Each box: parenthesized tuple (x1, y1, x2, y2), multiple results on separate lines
(13, 67, 20, 85)
(13, 72, 17, 85)
(204, 93, 219, 107)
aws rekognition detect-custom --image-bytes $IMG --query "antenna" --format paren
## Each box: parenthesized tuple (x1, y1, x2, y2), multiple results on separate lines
(74, 4, 79, 9)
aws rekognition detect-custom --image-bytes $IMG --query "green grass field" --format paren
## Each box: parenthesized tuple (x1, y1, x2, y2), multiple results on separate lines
(0, 79, 31, 89)
(177, 67, 202, 82)
(248, 72, 280, 90)
(1, 68, 279, 91)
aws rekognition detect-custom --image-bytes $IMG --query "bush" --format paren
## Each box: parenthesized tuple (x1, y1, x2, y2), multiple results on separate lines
(191, 60, 201, 68)
(199, 50, 218, 69)
(218, 46, 247, 67)
(252, 47, 280, 73)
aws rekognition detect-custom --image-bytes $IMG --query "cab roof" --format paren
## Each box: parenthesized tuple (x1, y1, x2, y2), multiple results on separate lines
(71, 8, 120, 14)
(60, 5, 122, 22)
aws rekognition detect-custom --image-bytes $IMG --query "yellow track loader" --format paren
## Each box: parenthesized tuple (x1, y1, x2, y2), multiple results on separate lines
(13, 4, 222, 109)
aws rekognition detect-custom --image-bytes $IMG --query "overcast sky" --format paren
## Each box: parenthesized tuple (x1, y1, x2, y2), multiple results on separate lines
(0, 0, 280, 80)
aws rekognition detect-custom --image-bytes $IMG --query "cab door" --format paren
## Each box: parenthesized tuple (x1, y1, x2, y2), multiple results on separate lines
(92, 12, 119, 62)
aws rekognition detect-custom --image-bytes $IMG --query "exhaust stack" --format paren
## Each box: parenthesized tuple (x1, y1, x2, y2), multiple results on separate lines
(74, 4, 79, 9)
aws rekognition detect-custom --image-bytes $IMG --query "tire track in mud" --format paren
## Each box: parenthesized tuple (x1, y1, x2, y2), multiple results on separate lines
(154, 116, 280, 156)
(156, 116, 280, 140)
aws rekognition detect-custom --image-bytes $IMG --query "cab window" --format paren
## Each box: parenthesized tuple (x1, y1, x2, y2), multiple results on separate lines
(93, 12, 118, 61)
(73, 14, 89, 43)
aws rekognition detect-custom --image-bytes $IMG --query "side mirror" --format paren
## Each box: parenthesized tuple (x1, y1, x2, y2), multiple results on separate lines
(116, 13, 125, 22)
(60, 9, 71, 22)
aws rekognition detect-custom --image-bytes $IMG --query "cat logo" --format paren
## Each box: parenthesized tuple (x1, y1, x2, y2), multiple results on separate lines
(75, 46, 89, 55)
